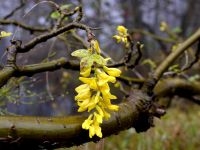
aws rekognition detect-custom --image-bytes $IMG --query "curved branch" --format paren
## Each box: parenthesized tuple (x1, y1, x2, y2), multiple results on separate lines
(0, 19, 48, 33)
(155, 78, 200, 97)
(0, 90, 151, 149)
(18, 22, 91, 53)
(154, 28, 200, 80)
(3, 0, 25, 19)
(15, 58, 79, 77)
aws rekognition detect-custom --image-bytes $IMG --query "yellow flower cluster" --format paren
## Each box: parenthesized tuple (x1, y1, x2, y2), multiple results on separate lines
(74, 40, 121, 138)
(113, 25, 129, 47)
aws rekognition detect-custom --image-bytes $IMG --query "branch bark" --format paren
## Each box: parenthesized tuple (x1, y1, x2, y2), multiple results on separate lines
(0, 90, 151, 149)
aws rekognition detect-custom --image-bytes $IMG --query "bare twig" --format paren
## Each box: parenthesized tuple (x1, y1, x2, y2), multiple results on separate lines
(3, 0, 25, 19)
(181, 38, 200, 71)
(0, 19, 49, 33)
(17, 22, 91, 53)
(127, 42, 143, 69)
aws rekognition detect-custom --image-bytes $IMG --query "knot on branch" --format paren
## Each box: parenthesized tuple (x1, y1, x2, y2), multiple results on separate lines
(128, 89, 166, 132)
(6, 40, 21, 68)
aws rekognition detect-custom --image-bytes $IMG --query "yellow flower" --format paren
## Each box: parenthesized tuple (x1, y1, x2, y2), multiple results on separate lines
(95, 105, 104, 117)
(77, 98, 91, 112)
(80, 67, 91, 77)
(96, 69, 116, 86)
(91, 39, 101, 54)
(87, 92, 101, 112)
(79, 77, 98, 90)
(102, 92, 117, 100)
(89, 122, 102, 138)
(75, 84, 89, 93)
(103, 66, 121, 77)
(117, 25, 128, 36)
(107, 104, 119, 111)
(74, 37, 121, 139)
(112, 35, 121, 43)
(94, 112, 103, 123)
(82, 114, 103, 138)
(82, 114, 93, 130)
(113, 25, 129, 47)
(75, 86, 91, 101)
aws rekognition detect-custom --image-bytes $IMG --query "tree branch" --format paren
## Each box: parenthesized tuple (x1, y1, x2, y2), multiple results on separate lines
(17, 22, 91, 53)
(154, 28, 200, 80)
(0, 19, 48, 33)
(155, 78, 200, 97)
(15, 58, 79, 77)
(0, 90, 152, 149)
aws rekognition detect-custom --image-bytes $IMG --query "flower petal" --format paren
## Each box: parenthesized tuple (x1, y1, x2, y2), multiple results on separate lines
(103, 66, 121, 77)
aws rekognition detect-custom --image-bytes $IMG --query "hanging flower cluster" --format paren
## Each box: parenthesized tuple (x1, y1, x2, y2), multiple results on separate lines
(71, 39, 121, 138)
(113, 25, 129, 47)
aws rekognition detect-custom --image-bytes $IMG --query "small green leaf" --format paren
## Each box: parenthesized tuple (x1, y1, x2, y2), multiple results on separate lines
(90, 54, 106, 65)
(50, 11, 61, 19)
(60, 4, 72, 10)
(71, 49, 90, 58)
(80, 56, 93, 69)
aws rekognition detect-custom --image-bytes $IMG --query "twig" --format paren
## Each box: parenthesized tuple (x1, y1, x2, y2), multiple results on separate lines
(181, 38, 200, 71)
(127, 42, 143, 69)
(0, 19, 49, 33)
(17, 22, 91, 53)
(3, 0, 25, 19)
(14, 58, 79, 77)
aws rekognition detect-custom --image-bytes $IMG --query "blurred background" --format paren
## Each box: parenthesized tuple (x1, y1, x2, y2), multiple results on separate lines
(0, 0, 200, 149)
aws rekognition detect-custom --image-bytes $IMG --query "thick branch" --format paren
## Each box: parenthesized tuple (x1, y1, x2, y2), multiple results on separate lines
(155, 78, 200, 97)
(15, 58, 79, 77)
(0, 90, 151, 149)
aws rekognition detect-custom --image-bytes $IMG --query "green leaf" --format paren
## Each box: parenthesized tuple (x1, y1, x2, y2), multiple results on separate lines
(90, 54, 106, 65)
(71, 49, 90, 58)
(60, 4, 72, 10)
(51, 4, 72, 20)
(50, 11, 61, 19)
(80, 56, 93, 68)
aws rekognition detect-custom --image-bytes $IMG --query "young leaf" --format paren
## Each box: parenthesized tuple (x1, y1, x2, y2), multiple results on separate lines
(71, 49, 90, 58)
(50, 11, 61, 19)
(60, 4, 72, 10)
(90, 54, 106, 65)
